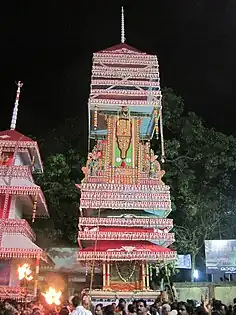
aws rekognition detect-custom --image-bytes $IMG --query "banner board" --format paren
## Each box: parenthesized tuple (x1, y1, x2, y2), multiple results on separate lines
(176, 254, 191, 269)
(205, 240, 236, 273)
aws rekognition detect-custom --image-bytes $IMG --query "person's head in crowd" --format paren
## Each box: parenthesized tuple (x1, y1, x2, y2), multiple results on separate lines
(177, 302, 191, 315)
(136, 299, 147, 315)
(213, 300, 222, 312)
(59, 307, 69, 315)
(118, 299, 126, 311)
(82, 296, 91, 310)
(95, 303, 103, 315)
(128, 304, 136, 314)
(162, 291, 169, 304)
(162, 304, 171, 315)
(195, 305, 208, 315)
(104, 305, 114, 315)
(71, 296, 80, 309)
(171, 302, 178, 311)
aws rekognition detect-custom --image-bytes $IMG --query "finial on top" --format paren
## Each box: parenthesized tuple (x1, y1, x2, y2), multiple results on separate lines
(10, 81, 23, 130)
(121, 6, 125, 43)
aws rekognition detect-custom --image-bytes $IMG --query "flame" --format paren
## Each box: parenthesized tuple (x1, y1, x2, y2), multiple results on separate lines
(42, 287, 62, 305)
(17, 263, 33, 281)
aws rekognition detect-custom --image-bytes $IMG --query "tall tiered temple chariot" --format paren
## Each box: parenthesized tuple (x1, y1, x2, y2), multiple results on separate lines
(77, 9, 176, 301)
(0, 82, 53, 300)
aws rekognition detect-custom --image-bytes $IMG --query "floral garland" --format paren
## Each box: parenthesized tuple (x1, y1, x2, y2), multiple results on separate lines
(115, 261, 136, 283)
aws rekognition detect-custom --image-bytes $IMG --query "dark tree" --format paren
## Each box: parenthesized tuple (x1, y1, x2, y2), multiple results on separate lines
(34, 149, 84, 246)
(154, 88, 236, 280)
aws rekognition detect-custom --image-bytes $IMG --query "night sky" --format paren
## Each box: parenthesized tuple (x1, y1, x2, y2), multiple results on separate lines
(0, 1, 235, 141)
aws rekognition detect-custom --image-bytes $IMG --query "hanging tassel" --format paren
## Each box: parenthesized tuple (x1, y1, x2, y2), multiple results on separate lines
(31, 155, 35, 172)
(154, 109, 159, 139)
(159, 108, 165, 163)
(32, 193, 38, 223)
(94, 106, 98, 130)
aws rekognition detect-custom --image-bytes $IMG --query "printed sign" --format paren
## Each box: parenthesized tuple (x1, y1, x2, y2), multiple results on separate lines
(205, 240, 236, 273)
(176, 254, 192, 269)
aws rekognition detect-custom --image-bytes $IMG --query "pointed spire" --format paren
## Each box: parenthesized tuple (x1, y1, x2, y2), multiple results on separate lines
(121, 6, 125, 43)
(10, 81, 23, 130)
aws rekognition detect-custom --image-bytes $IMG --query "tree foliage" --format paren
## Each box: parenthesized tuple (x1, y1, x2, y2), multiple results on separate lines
(152, 88, 236, 279)
(38, 116, 87, 158)
(34, 149, 84, 247)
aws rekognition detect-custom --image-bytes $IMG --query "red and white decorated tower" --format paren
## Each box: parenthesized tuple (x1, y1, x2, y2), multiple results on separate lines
(77, 9, 176, 300)
(0, 82, 50, 300)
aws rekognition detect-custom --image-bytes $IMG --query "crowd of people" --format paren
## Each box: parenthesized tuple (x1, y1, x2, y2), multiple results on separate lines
(70, 296, 236, 315)
(0, 292, 235, 315)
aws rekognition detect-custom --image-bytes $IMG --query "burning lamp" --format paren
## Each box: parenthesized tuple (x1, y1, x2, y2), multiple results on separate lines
(18, 264, 33, 281)
(42, 287, 62, 305)
(17, 263, 33, 307)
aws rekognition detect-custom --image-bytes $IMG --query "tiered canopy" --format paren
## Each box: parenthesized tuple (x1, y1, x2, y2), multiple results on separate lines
(78, 182, 171, 216)
(0, 219, 52, 261)
(79, 216, 173, 229)
(89, 43, 161, 139)
(0, 114, 49, 262)
(0, 130, 43, 171)
(0, 129, 48, 218)
(78, 241, 175, 261)
(78, 227, 174, 247)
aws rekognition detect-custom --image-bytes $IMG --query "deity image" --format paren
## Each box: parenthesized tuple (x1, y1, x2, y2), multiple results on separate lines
(142, 142, 165, 183)
(82, 144, 103, 178)
(115, 118, 132, 162)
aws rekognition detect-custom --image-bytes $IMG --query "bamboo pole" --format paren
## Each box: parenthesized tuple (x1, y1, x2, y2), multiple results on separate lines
(103, 263, 106, 289)
(146, 263, 150, 289)
(107, 263, 110, 288)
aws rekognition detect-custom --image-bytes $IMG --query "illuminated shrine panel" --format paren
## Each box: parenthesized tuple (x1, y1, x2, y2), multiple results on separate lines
(107, 261, 141, 292)
(107, 116, 139, 169)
